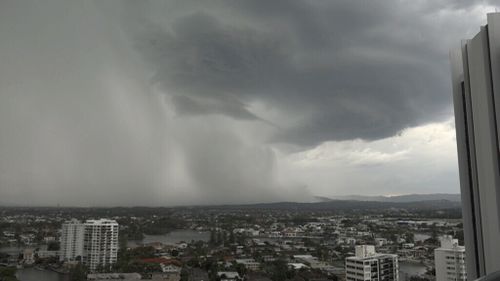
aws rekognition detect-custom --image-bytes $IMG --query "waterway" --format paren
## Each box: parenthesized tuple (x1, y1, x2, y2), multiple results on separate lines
(0, 245, 22, 255)
(128, 229, 210, 247)
(16, 267, 69, 281)
(414, 233, 431, 242)
(399, 262, 428, 281)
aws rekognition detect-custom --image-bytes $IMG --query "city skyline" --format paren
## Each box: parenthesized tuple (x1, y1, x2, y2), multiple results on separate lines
(0, 1, 498, 206)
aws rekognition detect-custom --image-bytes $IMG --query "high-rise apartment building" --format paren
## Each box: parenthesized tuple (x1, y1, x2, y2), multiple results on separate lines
(450, 12, 500, 279)
(83, 219, 119, 271)
(435, 236, 467, 281)
(345, 245, 399, 281)
(59, 219, 119, 271)
(59, 219, 85, 262)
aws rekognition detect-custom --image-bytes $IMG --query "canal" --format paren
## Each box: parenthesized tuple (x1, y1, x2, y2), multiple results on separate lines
(16, 268, 69, 281)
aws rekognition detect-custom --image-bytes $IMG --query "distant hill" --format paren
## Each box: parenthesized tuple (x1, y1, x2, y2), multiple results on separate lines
(0, 193, 461, 210)
(208, 198, 460, 211)
(316, 193, 461, 203)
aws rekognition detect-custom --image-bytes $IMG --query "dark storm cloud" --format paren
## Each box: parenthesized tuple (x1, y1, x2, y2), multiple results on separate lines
(126, 0, 471, 146)
(132, 13, 284, 117)
(0, 0, 493, 206)
(171, 95, 257, 120)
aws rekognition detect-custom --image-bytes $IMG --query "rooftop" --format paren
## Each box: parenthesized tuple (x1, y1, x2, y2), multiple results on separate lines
(85, 219, 118, 225)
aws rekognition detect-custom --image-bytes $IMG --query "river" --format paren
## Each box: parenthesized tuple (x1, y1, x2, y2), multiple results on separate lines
(16, 268, 69, 281)
(414, 233, 431, 242)
(127, 229, 210, 247)
(399, 262, 428, 281)
(0, 245, 22, 255)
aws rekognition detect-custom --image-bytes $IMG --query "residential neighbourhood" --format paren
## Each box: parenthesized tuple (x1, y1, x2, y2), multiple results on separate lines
(0, 204, 464, 281)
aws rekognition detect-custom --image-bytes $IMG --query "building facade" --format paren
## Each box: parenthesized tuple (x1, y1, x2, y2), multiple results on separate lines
(435, 236, 467, 281)
(83, 219, 119, 271)
(59, 219, 119, 271)
(59, 219, 85, 262)
(345, 245, 399, 281)
(450, 12, 500, 279)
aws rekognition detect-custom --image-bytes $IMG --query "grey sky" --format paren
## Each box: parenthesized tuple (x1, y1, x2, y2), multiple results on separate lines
(0, 0, 496, 206)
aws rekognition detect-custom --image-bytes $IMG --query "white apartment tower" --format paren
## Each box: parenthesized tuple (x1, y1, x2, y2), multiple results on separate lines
(435, 236, 467, 281)
(346, 245, 399, 281)
(59, 219, 119, 271)
(59, 219, 85, 262)
(83, 219, 119, 271)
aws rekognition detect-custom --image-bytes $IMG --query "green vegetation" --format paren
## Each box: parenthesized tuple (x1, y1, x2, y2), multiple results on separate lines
(405, 232, 415, 243)
(116, 215, 187, 241)
(69, 263, 87, 281)
(180, 268, 189, 281)
(0, 266, 18, 281)
(143, 216, 186, 235)
(0, 204, 465, 281)
(409, 276, 430, 281)
(263, 259, 296, 281)
(47, 241, 60, 251)
(113, 246, 161, 277)
(235, 262, 247, 277)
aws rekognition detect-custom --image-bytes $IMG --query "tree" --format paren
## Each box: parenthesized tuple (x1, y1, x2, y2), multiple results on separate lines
(267, 259, 290, 281)
(95, 263, 107, 273)
(430, 224, 439, 240)
(315, 247, 329, 260)
(424, 237, 439, 245)
(217, 231, 223, 246)
(235, 263, 247, 277)
(119, 232, 128, 250)
(235, 233, 247, 245)
(405, 232, 415, 243)
(448, 229, 464, 245)
(409, 276, 430, 281)
(47, 241, 60, 251)
(210, 230, 216, 246)
(187, 257, 201, 267)
(0, 266, 18, 281)
(329, 274, 339, 281)
(69, 263, 87, 281)
(180, 268, 189, 281)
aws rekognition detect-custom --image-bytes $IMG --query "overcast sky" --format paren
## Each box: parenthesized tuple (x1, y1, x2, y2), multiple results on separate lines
(0, 0, 497, 206)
